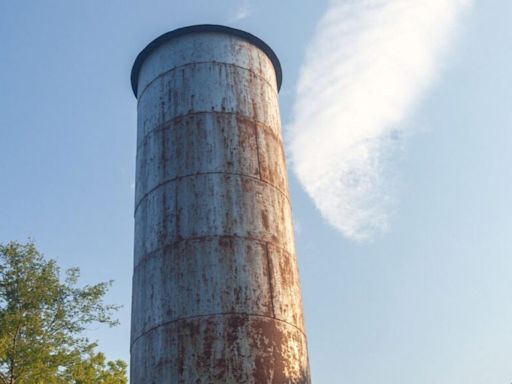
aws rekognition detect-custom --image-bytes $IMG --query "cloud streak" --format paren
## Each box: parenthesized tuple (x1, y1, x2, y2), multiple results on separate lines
(230, 1, 252, 22)
(288, 0, 472, 240)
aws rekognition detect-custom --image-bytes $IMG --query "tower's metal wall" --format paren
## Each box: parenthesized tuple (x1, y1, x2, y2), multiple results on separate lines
(130, 25, 311, 383)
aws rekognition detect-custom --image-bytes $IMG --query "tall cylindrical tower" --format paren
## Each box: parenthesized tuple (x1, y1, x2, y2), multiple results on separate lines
(130, 25, 310, 383)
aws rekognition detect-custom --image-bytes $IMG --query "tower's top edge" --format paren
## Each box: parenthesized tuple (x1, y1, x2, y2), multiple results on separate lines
(130, 24, 283, 97)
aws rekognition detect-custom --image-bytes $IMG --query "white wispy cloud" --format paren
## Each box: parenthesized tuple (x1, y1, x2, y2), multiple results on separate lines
(288, 0, 472, 240)
(230, 1, 252, 22)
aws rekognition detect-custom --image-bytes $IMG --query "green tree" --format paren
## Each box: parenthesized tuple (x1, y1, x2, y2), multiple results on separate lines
(0, 241, 127, 384)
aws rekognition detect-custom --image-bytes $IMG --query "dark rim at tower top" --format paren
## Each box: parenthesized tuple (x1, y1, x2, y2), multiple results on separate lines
(130, 24, 283, 97)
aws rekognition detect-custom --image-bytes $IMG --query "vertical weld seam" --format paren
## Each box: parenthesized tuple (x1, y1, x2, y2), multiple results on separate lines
(161, 124, 168, 243)
(159, 76, 165, 124)
(253, 119, 263, 181)
(175, 178, 180, 240)
(265, 242, 276, 318)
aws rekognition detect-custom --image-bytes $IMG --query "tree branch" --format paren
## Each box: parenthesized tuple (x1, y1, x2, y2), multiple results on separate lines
(0, 371, 8, 384)
(8, 324, 21, 384)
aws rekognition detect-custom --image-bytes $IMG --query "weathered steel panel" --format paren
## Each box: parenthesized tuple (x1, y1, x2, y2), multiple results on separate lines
(135, 113, 261, 206)
(131, 237, 272, 340)
(135, 173, 294, 263)
(136, 33, 277, 98)
(137, 62, 281, 146)
(131, 25, 311, 383)
(135, 123, 178, 206)
(131, 237, 306, 342)
(256, 123, 289, 193)
(267, 243, 305, 331)
(176, 174, 294, 253)
(174, 114, 260, 180)
(130, 315, 310, 384)
(133, 181, 177, 262)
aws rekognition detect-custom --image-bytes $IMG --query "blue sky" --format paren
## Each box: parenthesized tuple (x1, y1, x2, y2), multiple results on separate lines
(1, 1, 511, 383)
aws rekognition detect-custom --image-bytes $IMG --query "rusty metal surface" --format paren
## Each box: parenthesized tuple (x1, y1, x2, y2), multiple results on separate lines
(135, 113, 287, 211)
(131, 315, 310, 384)
(134, 30, 279, 97)
(131, 27, 310, 383)
(132, 237, 305, 341)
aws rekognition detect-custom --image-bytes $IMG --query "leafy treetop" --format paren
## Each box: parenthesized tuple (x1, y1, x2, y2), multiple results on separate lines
(0, 241, 127, 384)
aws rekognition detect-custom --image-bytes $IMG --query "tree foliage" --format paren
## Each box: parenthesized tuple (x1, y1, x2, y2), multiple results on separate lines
(0, 241, 127, 384)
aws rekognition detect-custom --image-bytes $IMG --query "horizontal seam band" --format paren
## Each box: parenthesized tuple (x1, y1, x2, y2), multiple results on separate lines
(134, 171, 290, 216)
(133, 234, 295, 272)
(136, 111, 283, 151)
(130, 312, 306, 350)
(137, 61, 278, 102)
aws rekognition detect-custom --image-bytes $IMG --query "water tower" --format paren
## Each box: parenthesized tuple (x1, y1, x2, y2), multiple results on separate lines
(130, 25, 311, 383)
